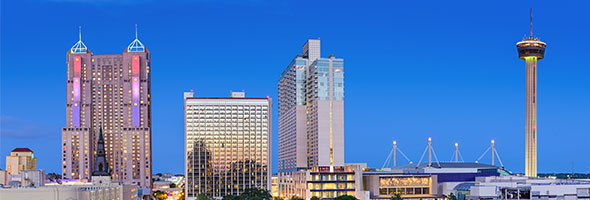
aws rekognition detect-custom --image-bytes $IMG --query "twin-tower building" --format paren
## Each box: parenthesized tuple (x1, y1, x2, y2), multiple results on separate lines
(61, 28, 152, 189)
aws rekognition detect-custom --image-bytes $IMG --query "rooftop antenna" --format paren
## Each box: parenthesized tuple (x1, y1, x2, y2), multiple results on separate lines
(530, 8, 533, 38)
(135, 24, 138, 39)
(79, 26, 82, 41)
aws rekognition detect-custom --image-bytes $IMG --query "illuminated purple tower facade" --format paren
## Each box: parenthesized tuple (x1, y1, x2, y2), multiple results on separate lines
(62, 28, 152, 189)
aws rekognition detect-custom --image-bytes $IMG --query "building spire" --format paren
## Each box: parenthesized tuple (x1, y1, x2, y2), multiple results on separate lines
(93, 123, 109, 176)
(530, 8, 533, 38)
(71, 25, 88, 54)
(127, 24, 145, 52)
(135, 24, 138, 40)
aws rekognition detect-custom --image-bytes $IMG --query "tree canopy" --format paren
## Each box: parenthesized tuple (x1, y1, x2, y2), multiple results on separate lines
(448, 193, 457, 200)
(334, 195, 359, 200)
(390, 193, 402, 200)
(238, 188, 273, 200)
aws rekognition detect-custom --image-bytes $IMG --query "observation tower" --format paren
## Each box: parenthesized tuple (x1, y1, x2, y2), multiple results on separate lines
(516, 8, 546, 177)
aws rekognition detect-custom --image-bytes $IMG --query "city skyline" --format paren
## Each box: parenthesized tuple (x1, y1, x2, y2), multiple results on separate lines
(1, 0, 590, 176)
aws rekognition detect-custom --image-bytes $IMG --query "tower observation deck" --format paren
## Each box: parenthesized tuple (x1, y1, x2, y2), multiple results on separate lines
(516, 9, 546, 177)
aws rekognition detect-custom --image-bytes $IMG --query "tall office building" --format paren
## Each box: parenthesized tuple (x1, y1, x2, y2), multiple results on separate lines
(184, 91, 271, 199)
(62, 27, 152, 188)
(516, 10, 546, 177)
(277, 39, 344, 197)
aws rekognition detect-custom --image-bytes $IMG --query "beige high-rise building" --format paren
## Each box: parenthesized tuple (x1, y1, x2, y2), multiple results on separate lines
(184, 91, 271, 199)
(278, 39, 344, 171)
(5, 148, 37, 175)
(277, 39, 344, 198)
(62, 27, 152, 189)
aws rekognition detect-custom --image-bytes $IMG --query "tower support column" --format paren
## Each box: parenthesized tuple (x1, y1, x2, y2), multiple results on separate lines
(525, 57, 538, 177)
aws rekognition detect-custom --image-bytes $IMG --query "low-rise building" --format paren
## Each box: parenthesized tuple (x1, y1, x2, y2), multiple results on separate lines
(5, 148, 37, 175)
(20, 169, 45, 187)
(363, 172, 439, 199)
(288, 164, 367, 200)
(0, 184, 139, 200)
(467, 176, 590, 200)
(0, 170, 7, 186)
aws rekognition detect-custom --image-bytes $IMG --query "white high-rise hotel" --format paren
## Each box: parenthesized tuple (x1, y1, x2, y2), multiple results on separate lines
(184, 91, 272, 199)
(278, 39, 344, 196)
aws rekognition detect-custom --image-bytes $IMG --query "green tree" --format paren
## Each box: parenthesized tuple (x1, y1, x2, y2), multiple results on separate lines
(310, 196, 320, 200)
(224, 195, 239, 200)
(239, 188, 273, 200)
(334, 195, 358, 200)
(390, 193, 402, 200)
(170, 183, 177, 188)
(448, 193, 457, 200)
(197, 193, 211, 200)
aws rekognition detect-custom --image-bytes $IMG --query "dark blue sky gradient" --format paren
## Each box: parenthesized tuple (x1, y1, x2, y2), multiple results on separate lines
(1, 0, 589, 175)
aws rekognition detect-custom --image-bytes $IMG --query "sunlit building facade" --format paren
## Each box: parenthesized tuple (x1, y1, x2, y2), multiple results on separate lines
(5, 148, 37, 175)
(62, 28, 152, 189)
(184, 91, 271, 199)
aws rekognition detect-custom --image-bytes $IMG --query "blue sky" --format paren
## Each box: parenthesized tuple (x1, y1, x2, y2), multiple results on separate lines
(1, 0, 589, 175)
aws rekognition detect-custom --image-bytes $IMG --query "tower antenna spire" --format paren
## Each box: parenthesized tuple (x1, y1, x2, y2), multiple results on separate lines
(79, 26, 82, 41)
(135, 24, 138, 39)
(530, 8, 533, 38)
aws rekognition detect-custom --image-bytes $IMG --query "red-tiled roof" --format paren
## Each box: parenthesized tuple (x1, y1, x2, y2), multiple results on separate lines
(11, 148, 33, 153)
